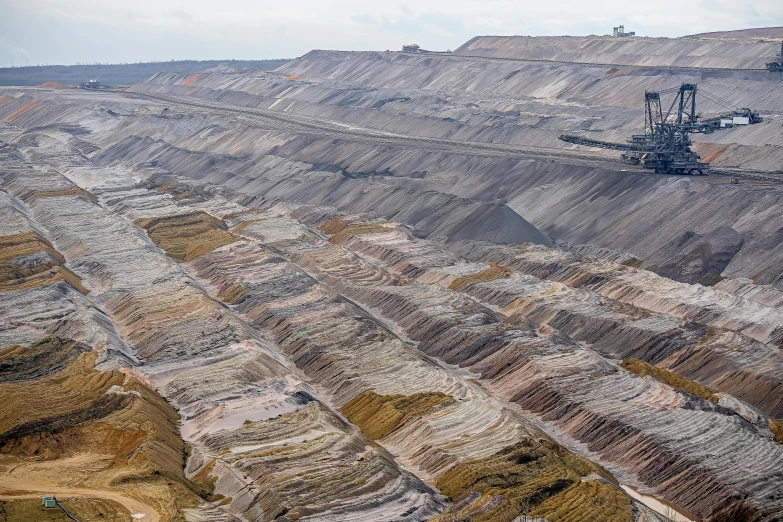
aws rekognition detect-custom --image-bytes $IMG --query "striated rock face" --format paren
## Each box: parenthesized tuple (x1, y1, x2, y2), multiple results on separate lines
(1, 31, 782, 522)
(288, 221, 783, 517)
(0, 127, 636, 521)
(656, 226, 745, 285)
(0, 134, 445, 520)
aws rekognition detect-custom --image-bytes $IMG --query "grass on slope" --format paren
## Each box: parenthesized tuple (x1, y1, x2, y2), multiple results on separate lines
(771, 419, 783, 445)
(449, 263, 512, 291)
(136, 211, 238, 262)
(21, 187, 96, 203)
(621, 358, 719, 403)
(432, 439, 630, 522)
(0, 337, 200, 521)
(340, 390, 454, 439)
(0, 232, 87, 293)
(317, 218, 393, 244)
(530, 480, 633, 522)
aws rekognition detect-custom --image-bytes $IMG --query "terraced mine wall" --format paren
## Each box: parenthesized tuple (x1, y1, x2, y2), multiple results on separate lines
(123, 42, 783, 286)
(136, 54, 783, 170)
(1, 31, 783, 521)
(270, 50, 783, 170)
(89, 105, 783, 287)
(0, 128, 445, 521)
(0, 124, 649, 522)
(1, 113, 780, 520)
(4, 81, 781, 288)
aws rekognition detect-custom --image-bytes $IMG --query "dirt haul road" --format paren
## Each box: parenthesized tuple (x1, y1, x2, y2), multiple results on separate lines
(0, 455, 160, 521)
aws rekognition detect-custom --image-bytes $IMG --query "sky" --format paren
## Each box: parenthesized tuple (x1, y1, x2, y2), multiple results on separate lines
(1, 0, 782, 67)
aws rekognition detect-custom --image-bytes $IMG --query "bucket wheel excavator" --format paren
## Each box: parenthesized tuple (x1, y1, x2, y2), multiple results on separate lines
(560, 83, 762, 175)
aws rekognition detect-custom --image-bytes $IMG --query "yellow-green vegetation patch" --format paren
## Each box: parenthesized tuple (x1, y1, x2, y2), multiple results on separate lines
(330, 225, 393, 245)
(231, 219, 266, 234)
(433, 439, 623, 522)
(317, 217, 352, 235)
(449, 262, 512, 291)
(22, 187, 96, 203)
(0, 232, 64, 263)
(340, 390, 454, 439)
(771, 419, 783, 445)
(0, 261, 87, 294)
(136, 211, 238, 262)
(621, 358, 719, 403)
(530, 480, 633, 522)
(0, 232, 87, 294)
(317, 218, 393, 244)
(189, 458, 219, 500)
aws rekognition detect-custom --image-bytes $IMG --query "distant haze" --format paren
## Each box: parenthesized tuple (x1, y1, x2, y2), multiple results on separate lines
(1, 0, 782, 67)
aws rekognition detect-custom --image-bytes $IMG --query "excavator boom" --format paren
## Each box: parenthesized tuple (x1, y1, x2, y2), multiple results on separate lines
(558, 134, 635, 151)
(559, 83, 760, 175)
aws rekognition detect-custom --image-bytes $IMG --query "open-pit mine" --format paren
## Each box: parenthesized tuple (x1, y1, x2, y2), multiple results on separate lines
(1, 26, 783, 522)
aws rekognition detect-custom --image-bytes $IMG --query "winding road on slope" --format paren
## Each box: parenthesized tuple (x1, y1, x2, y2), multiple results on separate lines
(0, 455, 160, 522)
(313, 48, 773, 73)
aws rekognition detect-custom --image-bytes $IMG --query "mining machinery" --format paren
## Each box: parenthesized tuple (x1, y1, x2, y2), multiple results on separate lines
(402, 44, 427, 54)
(767, 41, 783, 72)
(559, 83, 762, 175)
(613, 25, 635, 37)
(79, 79, 105, 89)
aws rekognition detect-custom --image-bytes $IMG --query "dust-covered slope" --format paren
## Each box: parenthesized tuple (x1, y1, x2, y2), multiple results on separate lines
(686, 27, 783, 39)
(454, 35, 781, 69)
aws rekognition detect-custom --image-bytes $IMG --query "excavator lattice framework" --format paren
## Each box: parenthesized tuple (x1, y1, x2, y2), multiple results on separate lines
(560, 83, 762, 175)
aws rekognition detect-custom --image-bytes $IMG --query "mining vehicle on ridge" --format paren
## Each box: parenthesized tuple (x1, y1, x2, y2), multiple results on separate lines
(79, 79, 107, 89)
(560, 83, 762, 175)
(767, 41, 783, 72)
(402, 44, 427, 54)
(612, 25, 635, 37)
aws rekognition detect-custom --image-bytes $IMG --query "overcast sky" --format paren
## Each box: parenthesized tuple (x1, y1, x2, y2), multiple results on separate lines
(1, 0, 782, 67)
